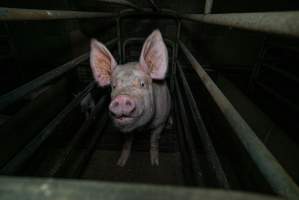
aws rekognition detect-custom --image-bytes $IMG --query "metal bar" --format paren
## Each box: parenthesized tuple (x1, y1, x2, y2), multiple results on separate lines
(0, 38, 117, 111)
(176, 62, 230, 189)
(256, 81, 299, 112)
(179, 40, 299, 200)
(0, 176, 282, 200)
(119, 8, 178, 19)
(263, 63, 299, 83)
(204, 0, 213, 14)
(67, 110, 109, 178)
(147, 0, 160, 11)
(121, 37, 175, 63)
(49, 96, 107, 177)
(116, 18, 123, 64)
(175, 79, 204, 186)
(96, 0, 139, 10)
(180, 11, 299, 37)
(0, 82, 96, 174)
(0, 7, 117, 21)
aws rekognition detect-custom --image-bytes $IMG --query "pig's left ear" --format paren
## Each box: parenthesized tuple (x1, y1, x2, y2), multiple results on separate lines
(139, 30, 168, 80)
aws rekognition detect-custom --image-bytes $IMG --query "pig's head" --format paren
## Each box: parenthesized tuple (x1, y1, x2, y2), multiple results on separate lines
(90, 30, 168, 132)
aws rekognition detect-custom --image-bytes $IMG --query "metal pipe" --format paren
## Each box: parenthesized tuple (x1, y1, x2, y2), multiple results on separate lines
(179, 40, 299, 199)
(180, 11, 299, 37)
(49, 96, 107, 177)
(96, 0, 139, 10)
(0, 38, 117, 111)
(121, 37, 175, 63)
(176, 62, 230, 189)
(0, 7, 117, 21)
(0, 176, 282, 200)
(204, 0, 213, 14)
(175, 79, 204, 186)
(147, 0, 160, 11)
(0, 82, 96, 174)
(116, 18, 123, 63)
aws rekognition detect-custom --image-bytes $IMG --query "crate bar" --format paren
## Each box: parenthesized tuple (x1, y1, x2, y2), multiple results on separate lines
(0, 38, 117, 111)
(204, 0, 213, 14)
(0, 82, 96, 174)
(96, 0, 139, 10)
(180, 11, 299, 37)
(0, 7, 117, 21)
(147, 0, 160, 11)
(179, 40, 299, 199)
(175, 79, 204, 185)
(49, 96, 107, 177)
(0, 176, 282, 200)
(176, 62, 230, 189)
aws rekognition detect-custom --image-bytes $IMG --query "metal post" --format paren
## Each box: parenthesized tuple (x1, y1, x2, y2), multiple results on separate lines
(116, 18, 123, 64)
(0, 7, 117, 21)
(179, 40, 299, 200)
(204, 0, 213, 14)
(180, 11, 299, 37)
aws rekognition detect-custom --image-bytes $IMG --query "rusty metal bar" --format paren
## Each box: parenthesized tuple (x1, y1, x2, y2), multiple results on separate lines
(176, 62, 230, 189)
(96, 0, 139, 10)
(0, 38, 117, 111)
(0, 7, 117, 21)
(180, 11, 299, 37)
(179, 40, 299, 199)
(204, 0, 213, 14)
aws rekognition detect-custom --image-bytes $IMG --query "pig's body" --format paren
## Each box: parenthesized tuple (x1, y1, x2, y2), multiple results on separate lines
(90, 30, 171, 166)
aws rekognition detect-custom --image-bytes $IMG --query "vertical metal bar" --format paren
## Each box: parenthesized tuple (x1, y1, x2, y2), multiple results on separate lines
(204, 0, 213, 14)
(176, 62, 230, 189)
(116, 18, 123, 64)
(171, 20, 181, 92)
(179, 40, 299, 200)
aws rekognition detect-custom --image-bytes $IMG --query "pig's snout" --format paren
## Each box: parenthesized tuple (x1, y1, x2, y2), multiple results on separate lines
(109, 95, 136, 117)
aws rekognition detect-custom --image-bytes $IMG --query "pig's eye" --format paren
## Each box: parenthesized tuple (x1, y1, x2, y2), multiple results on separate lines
(112, 84, 116, 89)
(140, 81, 145, 88)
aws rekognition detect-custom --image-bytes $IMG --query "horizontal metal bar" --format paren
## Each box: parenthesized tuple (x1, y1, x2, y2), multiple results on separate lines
(0, 82, 96, 174)
(176, 61, 230, 189)
(180, 11, 299, 37)
(96, 0, 139, 10)
(179, 40, 299, 200)
(0, 176, 281, 200)
(0, 38, 117, 111)
(0, 7, 117, 21)
(119, 8, 178, 19)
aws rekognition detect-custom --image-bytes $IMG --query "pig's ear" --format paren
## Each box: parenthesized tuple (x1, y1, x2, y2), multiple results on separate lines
(90, 39, 117, 87)
(139, 30, 168, 80)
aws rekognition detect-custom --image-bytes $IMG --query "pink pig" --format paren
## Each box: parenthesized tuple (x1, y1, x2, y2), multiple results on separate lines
(90, 30, 171, 166)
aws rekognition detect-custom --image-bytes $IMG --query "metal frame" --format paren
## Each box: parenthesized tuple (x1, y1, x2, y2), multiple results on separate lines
(178, 40, 299, 199)
(0, 38, 117, 111)
(176, 61, 230, 189)
(96, 0, 139, 10)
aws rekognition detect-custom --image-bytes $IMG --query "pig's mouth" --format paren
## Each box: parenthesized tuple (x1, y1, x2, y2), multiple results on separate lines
(111, 114, 136, 125)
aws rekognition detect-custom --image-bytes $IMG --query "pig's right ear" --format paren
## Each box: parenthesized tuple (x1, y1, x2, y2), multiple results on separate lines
(90, 39, 117, 87)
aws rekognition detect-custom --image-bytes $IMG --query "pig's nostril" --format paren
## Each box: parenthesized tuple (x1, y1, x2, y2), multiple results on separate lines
(113, 101, 119, 107)
(125, 100, 132, 106)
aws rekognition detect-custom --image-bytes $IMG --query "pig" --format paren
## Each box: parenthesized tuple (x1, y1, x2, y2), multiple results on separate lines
(90, 30, 171, 166)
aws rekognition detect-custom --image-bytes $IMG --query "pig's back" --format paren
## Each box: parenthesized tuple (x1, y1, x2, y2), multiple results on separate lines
(150, 81, 171, 129)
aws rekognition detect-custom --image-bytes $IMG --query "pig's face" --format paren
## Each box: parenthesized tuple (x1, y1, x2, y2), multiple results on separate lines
(90, 30, 168, 132)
